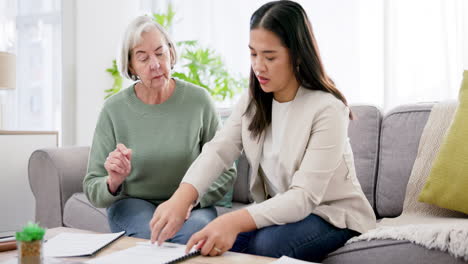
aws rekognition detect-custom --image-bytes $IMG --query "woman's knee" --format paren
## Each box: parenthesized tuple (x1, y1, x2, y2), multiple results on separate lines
(106, 199, 130, 232)
(177, 207, 217, 238)
(247, 214, 352, 260)
(188, 207, 217, 227)
(247, 233, 285, 258)
(106, 198, 156, 239)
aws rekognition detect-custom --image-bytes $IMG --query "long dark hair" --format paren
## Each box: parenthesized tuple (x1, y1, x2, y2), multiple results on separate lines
(246, 0, 352, 139)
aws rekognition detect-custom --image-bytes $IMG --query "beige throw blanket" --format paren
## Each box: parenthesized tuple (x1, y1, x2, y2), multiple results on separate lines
(348, 101, 468, 260)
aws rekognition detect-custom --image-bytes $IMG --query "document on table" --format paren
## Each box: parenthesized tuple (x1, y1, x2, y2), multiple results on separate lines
(44, 231, 125, 257)
(269, 256, 321, 264)
(86, 242, 198, 264)
(0, 236, 15, 243)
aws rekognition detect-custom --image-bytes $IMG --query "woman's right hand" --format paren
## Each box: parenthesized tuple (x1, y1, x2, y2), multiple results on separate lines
(149, 183, 199, 245)
(149, 198, 188, 245)
(105, 143, 132, 193)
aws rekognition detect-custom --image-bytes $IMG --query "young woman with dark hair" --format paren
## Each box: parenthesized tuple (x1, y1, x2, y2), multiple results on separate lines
(147, 1, 375, 261)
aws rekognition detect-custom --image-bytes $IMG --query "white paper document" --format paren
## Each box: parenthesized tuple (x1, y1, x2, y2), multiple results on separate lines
(44, 231, 125, 257)
(0, 236, 15, 243)
(270, 256, 321, 264)
(86, 242, 195, 264)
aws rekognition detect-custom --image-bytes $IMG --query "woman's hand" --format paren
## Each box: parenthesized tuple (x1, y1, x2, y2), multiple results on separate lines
(186, 204, 194, 220)
(185, 209, 257, 256)
(149, 183, 199, 245)
(105, 143, 132, 193)
(149, 198, 188, 245)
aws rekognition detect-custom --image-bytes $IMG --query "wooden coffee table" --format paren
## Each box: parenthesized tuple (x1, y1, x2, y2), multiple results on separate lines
(0, 227, 276, 264)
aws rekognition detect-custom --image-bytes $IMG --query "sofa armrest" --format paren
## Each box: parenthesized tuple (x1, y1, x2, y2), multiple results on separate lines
(28, 146, 90, 228)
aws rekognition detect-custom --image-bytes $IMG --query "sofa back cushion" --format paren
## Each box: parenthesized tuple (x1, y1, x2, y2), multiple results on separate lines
(232, 153, 251, 203)
(376, 103, 433, 218)
(347, 105, 382, 209)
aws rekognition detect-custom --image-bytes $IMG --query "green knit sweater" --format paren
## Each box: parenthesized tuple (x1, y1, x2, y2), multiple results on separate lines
(83, 79, 236, 208)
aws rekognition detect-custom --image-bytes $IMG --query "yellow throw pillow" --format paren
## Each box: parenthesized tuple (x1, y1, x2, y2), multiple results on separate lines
(418, 70, 468, 214)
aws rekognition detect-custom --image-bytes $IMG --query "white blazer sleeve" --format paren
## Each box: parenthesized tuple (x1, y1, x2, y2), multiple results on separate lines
(181, 91, 249, 204)
(246, 103, 349, 228)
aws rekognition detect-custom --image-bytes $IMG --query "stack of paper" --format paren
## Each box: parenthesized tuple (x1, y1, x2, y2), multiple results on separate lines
(44, 231, 125, 257)
(87, 242, 194, 264)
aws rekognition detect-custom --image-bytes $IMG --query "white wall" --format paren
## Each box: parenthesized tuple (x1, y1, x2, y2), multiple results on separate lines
(0, 132, 57, 233)
(464, 0, 468, 70)
(62, 0, 76, 146)
(74, 0, 139, 146)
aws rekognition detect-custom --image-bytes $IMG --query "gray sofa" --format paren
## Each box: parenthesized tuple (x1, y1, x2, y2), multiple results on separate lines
(28, 103, 467, 263)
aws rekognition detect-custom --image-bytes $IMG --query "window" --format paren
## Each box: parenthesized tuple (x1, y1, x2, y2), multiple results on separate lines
(2, 0, 62, 131)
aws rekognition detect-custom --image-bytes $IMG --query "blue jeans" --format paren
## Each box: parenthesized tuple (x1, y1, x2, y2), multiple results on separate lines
(107, 198, 217, 244)
(231, 214, 359, 262)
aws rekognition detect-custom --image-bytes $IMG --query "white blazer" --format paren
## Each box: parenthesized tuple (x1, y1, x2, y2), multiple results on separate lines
(182, 86, 376, 234)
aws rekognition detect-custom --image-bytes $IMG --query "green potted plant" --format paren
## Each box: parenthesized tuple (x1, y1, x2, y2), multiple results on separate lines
(16, 222, 46, 264)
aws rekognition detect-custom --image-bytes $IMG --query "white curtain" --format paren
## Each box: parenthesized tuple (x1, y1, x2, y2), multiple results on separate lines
(144, 0, 465, 110)
(384, 0, 464, 110)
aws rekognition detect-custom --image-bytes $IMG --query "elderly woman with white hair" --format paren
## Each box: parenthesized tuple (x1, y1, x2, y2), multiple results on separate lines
(83, 15, 236, 243)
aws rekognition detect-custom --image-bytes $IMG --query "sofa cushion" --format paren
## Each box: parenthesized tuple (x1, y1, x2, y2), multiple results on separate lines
(376, 103, 433, 218)
(63, 193, 110, 233)
(348, 105, 382, 208)
(419, 71, 468, 214)
(233, 153, 251, 203)
(324, 239, 467, 264)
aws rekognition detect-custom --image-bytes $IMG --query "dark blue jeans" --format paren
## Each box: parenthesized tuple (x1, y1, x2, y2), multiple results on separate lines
(107, 198, 217, 244)
(231, 214, 359, 262)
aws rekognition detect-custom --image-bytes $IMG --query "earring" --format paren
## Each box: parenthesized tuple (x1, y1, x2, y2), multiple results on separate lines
(296, 65, 300, 72)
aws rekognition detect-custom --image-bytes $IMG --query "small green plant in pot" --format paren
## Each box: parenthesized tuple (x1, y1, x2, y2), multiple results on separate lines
(16, 222, 46, 264)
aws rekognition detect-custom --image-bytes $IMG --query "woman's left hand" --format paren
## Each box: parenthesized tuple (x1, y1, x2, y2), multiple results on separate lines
(185, 209, 257, 256)
(186, 214, 240, 256)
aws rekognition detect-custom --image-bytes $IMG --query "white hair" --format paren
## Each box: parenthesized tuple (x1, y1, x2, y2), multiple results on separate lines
(118, 15, 177, 81)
